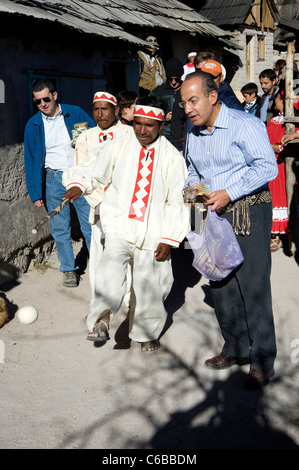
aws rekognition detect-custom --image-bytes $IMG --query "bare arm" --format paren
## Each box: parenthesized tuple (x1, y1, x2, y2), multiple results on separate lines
(281, 132, 299, 145)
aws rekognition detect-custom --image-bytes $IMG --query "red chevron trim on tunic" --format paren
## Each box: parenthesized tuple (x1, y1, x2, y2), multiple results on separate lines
(128, 147, 155, 221)
(99, 131, 114, 143)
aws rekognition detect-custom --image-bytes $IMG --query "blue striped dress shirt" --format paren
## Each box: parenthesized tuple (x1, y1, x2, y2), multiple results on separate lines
(185, 103, 278, 202)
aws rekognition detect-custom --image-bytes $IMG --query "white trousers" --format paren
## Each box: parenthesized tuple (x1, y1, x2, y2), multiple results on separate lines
(86, 237, 173, 342)
(88, 219, 131, 317)
(88, 218, 105, 318)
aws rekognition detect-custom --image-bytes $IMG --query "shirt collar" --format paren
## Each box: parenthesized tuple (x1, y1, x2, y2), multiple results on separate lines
(193, 103, 228, 135)
(97, 120, 119, 132)
(245, 99, 257, 108)
(213, 103, 229, 129)
(136, 135, 161, 151)
(42, 104, 62, 121)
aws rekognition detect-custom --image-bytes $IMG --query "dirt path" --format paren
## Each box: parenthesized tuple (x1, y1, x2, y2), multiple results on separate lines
(0, 241, 298, 449)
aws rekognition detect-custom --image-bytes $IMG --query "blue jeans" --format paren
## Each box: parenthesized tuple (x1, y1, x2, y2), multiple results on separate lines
(45, 169, 91, 272)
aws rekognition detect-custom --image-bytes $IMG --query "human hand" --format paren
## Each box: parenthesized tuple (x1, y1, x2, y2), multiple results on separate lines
(165, 111, 172, 122)
(206, 190, 230, 211)
(63, 186, 83, 203)
(281, 132, 298, 145)
(154, 243, 171, 261)
(34, 199, 44, 207)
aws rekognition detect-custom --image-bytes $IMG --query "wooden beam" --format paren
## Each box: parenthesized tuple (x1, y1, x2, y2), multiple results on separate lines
(284, 117, 299, 123)
(285, 40, 296, 133)
(284, 40, 298, 253)
(285, 139, 299, 144)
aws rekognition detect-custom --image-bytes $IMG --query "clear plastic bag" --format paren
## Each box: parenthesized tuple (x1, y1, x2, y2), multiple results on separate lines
(186, 208, 244, 281)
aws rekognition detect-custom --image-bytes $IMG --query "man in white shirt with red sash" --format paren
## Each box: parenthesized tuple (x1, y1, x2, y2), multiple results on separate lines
(75, 91, 133, 221)
(74, 91, 133, 318)
(63, 96, 189, 352)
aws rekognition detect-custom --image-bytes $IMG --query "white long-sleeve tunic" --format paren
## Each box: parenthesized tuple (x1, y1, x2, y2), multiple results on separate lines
(74, 121, 133, 215)
(63, 132, 190, 251)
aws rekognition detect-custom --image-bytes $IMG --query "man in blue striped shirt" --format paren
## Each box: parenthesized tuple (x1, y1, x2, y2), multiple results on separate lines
(180, 71, 278, 389)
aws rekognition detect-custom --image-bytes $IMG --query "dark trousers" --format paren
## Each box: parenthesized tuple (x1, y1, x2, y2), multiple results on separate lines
(210, 202, 277, 370)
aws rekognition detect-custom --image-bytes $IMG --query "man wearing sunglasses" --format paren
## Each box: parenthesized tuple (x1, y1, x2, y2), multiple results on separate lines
(150, 58, 184, 149)
(24, 79, 95, 287)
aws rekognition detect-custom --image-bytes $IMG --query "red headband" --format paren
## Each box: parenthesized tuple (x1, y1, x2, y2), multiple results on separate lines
(133, 105, 165, 121)
(93, 92, 118, 106)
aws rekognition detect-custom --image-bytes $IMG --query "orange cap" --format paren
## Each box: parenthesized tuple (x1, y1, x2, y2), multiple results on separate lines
(200, 60, 222, 77)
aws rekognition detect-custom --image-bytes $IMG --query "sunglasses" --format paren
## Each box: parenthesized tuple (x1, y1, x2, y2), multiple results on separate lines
(33, 97, 52, 105)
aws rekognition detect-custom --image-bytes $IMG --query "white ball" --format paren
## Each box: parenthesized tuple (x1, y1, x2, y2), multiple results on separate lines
(17, 305, 39, 325)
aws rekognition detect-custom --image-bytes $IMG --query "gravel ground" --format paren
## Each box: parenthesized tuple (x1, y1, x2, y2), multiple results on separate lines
(0, 240, 298, 450)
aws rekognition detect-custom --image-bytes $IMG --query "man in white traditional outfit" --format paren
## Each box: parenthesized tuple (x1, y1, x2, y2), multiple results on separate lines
(63, 96, 190, 352)
(74, 91, 133, 318)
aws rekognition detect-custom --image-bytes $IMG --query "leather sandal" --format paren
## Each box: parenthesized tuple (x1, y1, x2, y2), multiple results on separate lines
(270, 237, 281, 252)
(87, 319, 110, 343)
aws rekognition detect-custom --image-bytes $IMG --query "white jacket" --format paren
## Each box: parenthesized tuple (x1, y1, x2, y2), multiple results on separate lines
(63, 132, 190, 250)
(74, 120, 133, 222)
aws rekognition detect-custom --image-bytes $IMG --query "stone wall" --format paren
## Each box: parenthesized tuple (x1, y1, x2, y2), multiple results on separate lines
(0, 143, 54, 285)
(227, 29, 275, 100)
(0, 15, 140, 286)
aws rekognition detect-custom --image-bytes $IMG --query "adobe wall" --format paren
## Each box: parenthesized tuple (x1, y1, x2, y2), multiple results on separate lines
(0, 18, 139, 286)
(225, 29, 275, 101)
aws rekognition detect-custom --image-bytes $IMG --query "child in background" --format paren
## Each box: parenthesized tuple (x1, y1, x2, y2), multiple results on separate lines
(241, 82, 261, 116)
(116, 90, 138, 126)
(181, 51, 197, 80)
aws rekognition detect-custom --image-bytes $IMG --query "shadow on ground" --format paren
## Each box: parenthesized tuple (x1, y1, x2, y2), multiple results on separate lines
(150, 370, 299, 449)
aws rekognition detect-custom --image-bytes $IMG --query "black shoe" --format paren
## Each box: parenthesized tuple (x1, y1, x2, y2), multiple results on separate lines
(244, 368, 275, 390)
(205, 353, 250, 370)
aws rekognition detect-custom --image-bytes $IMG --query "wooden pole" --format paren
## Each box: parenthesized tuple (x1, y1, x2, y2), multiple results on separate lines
(284, 40, 297, 252)
(285, 40, 295, 133)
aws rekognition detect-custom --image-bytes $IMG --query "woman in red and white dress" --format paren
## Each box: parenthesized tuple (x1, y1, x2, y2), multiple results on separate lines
(267, 91, 299, 252)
